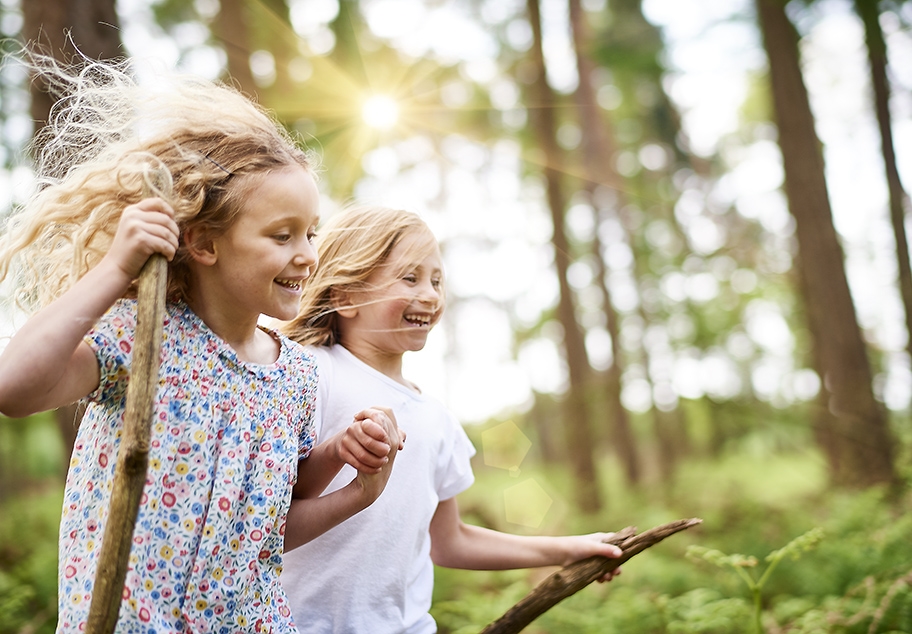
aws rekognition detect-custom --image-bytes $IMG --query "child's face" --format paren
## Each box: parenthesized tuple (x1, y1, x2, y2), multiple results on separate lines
(341, 232, 444, 357)
(208, 166, 320, 322)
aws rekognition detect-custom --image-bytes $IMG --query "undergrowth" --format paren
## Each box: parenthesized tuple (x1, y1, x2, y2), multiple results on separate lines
(433, 439, 912, 634)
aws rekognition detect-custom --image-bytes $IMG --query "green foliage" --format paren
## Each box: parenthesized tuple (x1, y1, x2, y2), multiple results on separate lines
(688, 528, 825, 633)
(0, 488, 61, 634)
(434, 448, 912, 634)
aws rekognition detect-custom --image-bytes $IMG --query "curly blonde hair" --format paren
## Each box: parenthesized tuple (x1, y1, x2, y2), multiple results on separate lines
(282, 205, 442, 348)
(0, 53, 316, 312)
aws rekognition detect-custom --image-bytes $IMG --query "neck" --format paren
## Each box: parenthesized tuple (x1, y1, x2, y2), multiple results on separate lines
(341, 341, 408, 387)
(185, 292, 278, 365)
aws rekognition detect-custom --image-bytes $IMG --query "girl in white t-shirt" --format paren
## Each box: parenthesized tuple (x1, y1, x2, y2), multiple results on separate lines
(280, 205, 621, 634)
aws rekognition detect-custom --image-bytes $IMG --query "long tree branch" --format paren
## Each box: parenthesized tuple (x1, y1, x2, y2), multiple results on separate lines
(480, 518, 703, 634)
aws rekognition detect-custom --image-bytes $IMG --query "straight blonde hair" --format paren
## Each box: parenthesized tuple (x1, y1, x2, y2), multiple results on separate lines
(283, 205, 442, 348)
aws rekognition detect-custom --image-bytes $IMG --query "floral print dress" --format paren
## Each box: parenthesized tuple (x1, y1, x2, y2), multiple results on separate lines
(57, 300, 317, 633)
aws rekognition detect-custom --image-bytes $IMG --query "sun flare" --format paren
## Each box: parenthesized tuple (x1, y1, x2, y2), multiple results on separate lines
(361, 94, 400, 129)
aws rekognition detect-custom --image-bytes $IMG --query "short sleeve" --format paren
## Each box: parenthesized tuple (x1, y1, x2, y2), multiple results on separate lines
(298, 345, 331, 461)
(435, 411, 476, 501)
(291, 345, 319, 461)
(83, 300, 135, 405)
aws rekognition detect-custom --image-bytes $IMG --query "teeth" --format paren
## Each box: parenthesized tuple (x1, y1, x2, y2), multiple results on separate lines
(405, 314, 430, 326)
(276, 279, 301, 290)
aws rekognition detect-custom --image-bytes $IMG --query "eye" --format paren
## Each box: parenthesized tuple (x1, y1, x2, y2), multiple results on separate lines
(273, 234, 292, 244)
(431, 278, 442, 289)
(307, 230, 317, 243)
(403, 274, 418, 283)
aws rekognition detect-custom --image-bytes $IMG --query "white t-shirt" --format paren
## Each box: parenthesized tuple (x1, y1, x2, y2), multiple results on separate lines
(281, 344, 476, 634)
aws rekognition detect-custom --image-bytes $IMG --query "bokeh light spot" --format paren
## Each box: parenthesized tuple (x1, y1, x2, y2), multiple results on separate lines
(481, 420, 531, 471)
(503, 479, 552, 528)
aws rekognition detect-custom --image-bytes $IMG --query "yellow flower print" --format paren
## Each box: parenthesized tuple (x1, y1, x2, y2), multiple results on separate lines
(237, 616, 248, 627)
(183, 519, 195, 532)
(203, 525, 215, 538)
(193, 430, 206, 443)
(160, 545, 173, 559)
(230, 539, 240, 551)
(195, 599, 207, 611)
(212, 568, 224, 581)
(144, 579, 154, 591)
(176, 463, 189, 475)
(149, 458, 161, 471)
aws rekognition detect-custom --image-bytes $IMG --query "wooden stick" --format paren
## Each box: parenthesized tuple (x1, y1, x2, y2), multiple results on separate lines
(479, 517, 703, 634)
(85, 253, 168, 633)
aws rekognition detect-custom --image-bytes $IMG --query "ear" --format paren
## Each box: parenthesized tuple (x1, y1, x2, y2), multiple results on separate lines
(330, 287, 358, 319)
(183, 225, 218, 266)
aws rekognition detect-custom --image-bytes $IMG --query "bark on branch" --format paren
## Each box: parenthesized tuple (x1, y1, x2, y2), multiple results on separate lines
(85, 254, 168, 634)
(480, 518, 703, 634)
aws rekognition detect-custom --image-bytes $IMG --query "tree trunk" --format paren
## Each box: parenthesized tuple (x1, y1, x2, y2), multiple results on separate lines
(526, 0, 601, 512)
(22, 0, 121, 140)
(22, 0, 121, 464)
(755, 0, 896, 487)
(854, 0, 912, 362)
(567, 0, 641, 487)
(215, 0, 256, 96)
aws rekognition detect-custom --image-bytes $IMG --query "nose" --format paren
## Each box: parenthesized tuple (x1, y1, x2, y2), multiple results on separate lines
(417, 279, 441, 306)
(294, 238, 318, 270)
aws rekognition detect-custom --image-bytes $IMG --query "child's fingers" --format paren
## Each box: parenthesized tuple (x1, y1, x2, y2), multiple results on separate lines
(338, 422, 392, 473)
(131, 199, 181, 254)
(357, 406, 406, 449)
(112, 201, 181, 275)
(596, 567, 622, 583)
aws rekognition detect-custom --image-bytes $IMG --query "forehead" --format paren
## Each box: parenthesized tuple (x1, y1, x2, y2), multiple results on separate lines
(239, 166, 320, 225)
(385, 229, 442, 269)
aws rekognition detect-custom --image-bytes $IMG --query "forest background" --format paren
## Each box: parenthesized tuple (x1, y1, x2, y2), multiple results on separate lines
(0, 0, 911, 632)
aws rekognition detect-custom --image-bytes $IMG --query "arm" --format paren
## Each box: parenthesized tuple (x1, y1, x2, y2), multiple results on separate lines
(283, 407, 404, 551)
(0, 199, 179, 417)
(428, 497, 622, 576)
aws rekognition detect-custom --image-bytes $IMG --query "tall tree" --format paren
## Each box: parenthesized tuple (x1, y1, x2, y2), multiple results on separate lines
(22, 0, 122, 464)
(754, 0, 896, 487)
(215, 0, 257, 96)
(566, 0, 641, 486)
(525, 0, 601, 512)
(853, 0, 912, 362)
(23, 0, 122, 136)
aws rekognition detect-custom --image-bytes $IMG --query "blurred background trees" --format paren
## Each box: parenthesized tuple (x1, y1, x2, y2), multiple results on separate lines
(4, 0, 909, 506)
(2, 0, 912, 629)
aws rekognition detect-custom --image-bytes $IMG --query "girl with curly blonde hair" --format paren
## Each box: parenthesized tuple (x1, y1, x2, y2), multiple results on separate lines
(0, 56, 400, 632)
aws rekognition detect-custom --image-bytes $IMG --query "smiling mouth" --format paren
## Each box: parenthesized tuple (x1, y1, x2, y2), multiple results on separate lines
(404, 314, 432, 327)
(275, 278, 302, 291)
